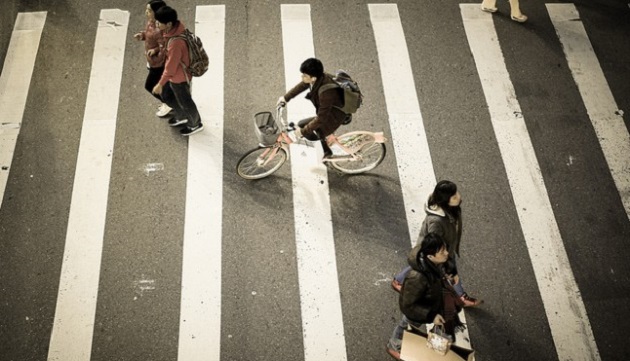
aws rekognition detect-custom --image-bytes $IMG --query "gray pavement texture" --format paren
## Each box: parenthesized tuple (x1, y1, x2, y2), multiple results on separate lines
(0, 1, 629, 361)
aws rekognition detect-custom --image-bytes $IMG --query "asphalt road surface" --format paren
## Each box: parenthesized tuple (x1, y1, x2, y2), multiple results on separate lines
(1, 1, 629, 361)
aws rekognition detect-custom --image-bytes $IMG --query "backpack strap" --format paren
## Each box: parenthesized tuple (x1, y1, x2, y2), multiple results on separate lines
(166, 35, 191, 84)
(317, 82, 339, 96)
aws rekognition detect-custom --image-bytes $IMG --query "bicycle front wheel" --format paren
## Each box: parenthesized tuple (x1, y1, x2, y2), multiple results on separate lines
(236, 146, 287, 180)
(330, 133, 386, 174)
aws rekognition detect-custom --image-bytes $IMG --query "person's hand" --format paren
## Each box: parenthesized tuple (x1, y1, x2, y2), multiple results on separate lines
(452, 274, 460, 285)
(152, 83, 163, 95)
(276, 96, 286, 107)
(133, 32, 143, 40)
(433, 314, 445, 326)
(294, 127, 302, 138)
(147, 49, 157, 57)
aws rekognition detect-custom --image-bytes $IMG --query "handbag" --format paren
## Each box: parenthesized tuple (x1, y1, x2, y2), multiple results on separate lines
(427, 325, 453, 356)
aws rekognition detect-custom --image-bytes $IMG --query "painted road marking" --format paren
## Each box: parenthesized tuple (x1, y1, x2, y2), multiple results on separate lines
(176, 5, 226, 361)
(369, 4, 471, 350)
(282, 4, 347, 361)
(368, 4, 436, 246)
(0, 12, 46, 209)
(548, 3, 630, 222)
(461, 4, 600, 361)
(47, 9, 129, 361)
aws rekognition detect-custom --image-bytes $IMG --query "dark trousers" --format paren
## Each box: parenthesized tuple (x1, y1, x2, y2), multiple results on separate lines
(161, 81, 202, 128)
(145, 66, 165, 102)
(297, 117, 332, 156)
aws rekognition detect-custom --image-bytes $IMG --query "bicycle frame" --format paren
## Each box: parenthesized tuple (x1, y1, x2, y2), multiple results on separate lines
(324, 131, 387, 162)
(255, 105, 387, 166)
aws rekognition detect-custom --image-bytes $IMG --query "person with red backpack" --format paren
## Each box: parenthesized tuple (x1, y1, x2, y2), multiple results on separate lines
(152, 6, 203, 136)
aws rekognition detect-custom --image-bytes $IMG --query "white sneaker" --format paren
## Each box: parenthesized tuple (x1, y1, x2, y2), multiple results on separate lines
(156, 103, 173, 117)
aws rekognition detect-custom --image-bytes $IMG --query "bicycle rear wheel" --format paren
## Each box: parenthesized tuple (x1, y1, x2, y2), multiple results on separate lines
(330, 133, 386, 174)
(236, 146, 287, 179)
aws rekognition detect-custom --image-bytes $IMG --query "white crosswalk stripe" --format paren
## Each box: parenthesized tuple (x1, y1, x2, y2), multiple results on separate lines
(282, 5, 348, 361)
(0, 3, 628, 361)
(461, 4, 599, 360)
(47, 9, 129, 361)
(548, 3, 630, 222)
(0, 12, 46, 209)
(177, 5, 225, 361)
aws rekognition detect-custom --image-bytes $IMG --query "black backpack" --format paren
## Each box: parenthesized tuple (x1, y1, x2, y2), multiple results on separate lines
(318, 69, 363, 115)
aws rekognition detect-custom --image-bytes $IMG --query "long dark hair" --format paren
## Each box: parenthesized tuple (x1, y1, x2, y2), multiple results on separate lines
(148, 0, 166, 13)
(428, 180, 461, 219)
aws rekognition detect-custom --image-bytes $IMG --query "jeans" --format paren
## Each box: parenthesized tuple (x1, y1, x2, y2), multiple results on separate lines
(145, 66, 165, 102)
(161, 81, 201, 128)
(388, 315, 423, 352)
(297, 117, 332, 155)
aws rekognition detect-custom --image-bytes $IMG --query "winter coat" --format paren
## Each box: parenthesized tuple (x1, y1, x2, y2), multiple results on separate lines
(283, 73, 346, 139)
(158, 21, 192, 86)
(139, 19, 165, 68)
(399, 245, 445, 324)
(417, 198, 463, 275)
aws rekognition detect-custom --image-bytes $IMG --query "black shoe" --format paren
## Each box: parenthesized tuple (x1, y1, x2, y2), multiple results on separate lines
(168, 118, 187, 127)
(180, 123, 204, 136)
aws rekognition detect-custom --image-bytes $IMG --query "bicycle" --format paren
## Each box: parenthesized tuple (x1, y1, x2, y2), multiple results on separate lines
(236, 105, 387, 180)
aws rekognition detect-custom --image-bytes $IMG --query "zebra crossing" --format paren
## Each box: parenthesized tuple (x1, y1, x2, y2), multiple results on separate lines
(0, 3, 628, 361)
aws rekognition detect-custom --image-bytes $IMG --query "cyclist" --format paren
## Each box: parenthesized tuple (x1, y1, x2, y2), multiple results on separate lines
(277, 58, 346, 158)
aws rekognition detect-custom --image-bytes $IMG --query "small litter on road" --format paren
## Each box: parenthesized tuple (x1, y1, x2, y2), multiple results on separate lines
(142, 162, 164, 176)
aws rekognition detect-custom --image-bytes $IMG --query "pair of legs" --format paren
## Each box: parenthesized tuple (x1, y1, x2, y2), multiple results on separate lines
(388, 316, 431, 353)
(297, 117, 333, 156)
(161, 81, 202, 130)
(481, 0, 527, 21)
(145, 66, 165, 102)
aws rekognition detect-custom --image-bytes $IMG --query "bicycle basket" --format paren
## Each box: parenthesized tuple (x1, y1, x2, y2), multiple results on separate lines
(253, 111, 279, 145)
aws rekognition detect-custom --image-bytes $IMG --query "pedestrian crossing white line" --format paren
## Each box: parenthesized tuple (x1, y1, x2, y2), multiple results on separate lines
(0, 11, 46, 209)
(548, 3, 630, 222)
(47, 9, 129, 361)
(368, 4, 436, 245)
(281, 4, 348, 361)
(177, 5, 225, 361)
(369, 3, 472, 351)
(460, 4, 601, 361)
(0, 3, 625, 360)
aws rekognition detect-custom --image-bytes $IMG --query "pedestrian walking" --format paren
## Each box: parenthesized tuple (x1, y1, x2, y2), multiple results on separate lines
(133, 0, 172, 118)
(152, 6, 204, 136)
(391, 180, 481, 307)
(387, 233, 462, 360)
(480, 0, 528, 23)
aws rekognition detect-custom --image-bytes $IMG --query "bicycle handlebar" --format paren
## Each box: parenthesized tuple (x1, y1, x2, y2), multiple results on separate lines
(276, 103, 295, 132)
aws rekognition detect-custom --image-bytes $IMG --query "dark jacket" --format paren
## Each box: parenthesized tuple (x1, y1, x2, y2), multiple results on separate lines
(417, 198, 462, 275)
(283, 73, 346, 138)
(399, 245, 445, 324)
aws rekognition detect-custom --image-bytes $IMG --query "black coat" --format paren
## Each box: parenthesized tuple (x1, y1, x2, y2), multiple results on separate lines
(399, 245, 445, 324)
(283, 73, 346, 138)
